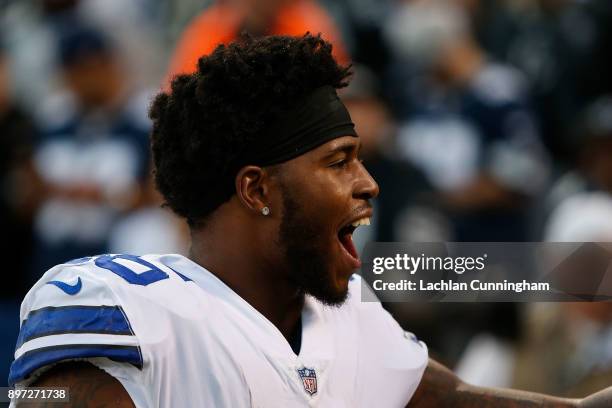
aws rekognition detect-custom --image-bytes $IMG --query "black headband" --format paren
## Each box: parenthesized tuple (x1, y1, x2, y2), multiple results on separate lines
(246, 86, 357, 166)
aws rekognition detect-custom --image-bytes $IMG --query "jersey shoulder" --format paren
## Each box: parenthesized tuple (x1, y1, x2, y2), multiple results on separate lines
(9, 253, 192, 386)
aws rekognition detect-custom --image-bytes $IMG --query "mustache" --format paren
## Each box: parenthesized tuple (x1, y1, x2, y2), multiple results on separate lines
(347, 203, 373, 216)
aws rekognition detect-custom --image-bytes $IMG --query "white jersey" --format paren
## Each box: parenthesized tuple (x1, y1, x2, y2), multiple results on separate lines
(10, 254, 428, 407)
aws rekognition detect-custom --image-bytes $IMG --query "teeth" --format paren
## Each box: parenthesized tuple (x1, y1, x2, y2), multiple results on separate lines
(350, 217, 371, 228)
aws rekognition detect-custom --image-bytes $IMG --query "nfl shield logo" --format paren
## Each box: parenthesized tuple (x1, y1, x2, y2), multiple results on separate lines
(296, 367, 317, 396)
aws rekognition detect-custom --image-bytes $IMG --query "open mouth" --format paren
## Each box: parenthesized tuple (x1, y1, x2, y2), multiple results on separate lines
(337, 216, 371, 268)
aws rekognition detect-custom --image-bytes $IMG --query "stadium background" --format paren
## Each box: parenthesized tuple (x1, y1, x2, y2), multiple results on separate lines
(1, 0, 612, 399)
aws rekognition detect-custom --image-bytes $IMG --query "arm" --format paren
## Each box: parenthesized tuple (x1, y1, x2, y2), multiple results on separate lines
(581, 388, 612, 408)
(25, 362, 135, 408)
(408, 359, 579, 408)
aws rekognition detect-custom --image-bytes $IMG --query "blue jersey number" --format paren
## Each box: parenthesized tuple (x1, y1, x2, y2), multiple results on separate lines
(94, 254, 169, 286)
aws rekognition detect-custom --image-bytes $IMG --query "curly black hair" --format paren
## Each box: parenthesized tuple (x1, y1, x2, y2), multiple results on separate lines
(149, 34, 351, 226)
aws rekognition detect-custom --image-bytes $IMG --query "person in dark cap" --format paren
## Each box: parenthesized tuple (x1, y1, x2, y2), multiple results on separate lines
(30, 24, 152, 276)
(56, 25, 122, 111)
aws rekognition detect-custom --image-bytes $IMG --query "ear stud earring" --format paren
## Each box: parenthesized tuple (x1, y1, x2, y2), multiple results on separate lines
(261, 206, 270, 216)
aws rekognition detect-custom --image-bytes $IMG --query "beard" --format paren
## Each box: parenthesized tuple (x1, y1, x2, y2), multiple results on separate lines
(277, 186, 349, 306)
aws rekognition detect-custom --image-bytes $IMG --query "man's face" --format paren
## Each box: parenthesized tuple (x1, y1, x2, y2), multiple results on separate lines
(63, 54, 122, 109)
(274, 136, 379, 305)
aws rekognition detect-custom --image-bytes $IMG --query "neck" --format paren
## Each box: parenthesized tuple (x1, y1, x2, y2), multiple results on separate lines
(189, 210, 304, 340)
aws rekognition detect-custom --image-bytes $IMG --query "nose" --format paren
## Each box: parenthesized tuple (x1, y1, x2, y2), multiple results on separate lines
(354, 162, 379, 200)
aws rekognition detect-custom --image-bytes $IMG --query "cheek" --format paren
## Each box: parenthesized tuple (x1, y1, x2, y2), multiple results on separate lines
(307, 169, 351, 202)
(282, 163, 353, 234)
(306, 175, 349, 231)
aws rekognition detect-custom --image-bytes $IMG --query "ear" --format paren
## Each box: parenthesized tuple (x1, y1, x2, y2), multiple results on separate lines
(235, 165, 272, 214)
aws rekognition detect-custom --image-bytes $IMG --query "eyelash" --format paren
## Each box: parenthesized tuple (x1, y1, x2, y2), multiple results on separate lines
(330, 157, 364, 168)
(331, 159, 349, 168)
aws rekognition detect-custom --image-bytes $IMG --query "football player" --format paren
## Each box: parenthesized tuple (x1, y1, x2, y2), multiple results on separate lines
(10, 34, 612, 407)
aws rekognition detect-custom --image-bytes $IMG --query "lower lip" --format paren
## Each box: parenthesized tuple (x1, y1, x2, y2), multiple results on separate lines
(337, 236, 362, 270)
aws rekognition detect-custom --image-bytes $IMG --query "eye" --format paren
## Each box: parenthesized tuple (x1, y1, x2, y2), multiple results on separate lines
(330, 158, 349, 169)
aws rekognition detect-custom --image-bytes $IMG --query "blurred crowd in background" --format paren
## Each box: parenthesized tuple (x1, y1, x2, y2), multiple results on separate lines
(1, 0, 612, 398)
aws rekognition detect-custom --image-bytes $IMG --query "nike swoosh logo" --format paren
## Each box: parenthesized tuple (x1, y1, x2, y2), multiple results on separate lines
(47, 277, 82, 295)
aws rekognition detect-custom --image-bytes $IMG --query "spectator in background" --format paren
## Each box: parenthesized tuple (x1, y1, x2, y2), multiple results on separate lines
(544, 97, 612, 242)
(0, 36, 43, 386)
(166, 0, 349, 80)
(513, 144, 612, 396)
(384, 0, 550, 241)
(0, 40, 42, 296)
(477, 0, 612, 160)
(31, 24, 152, 276)
(468, 95, 612, 396)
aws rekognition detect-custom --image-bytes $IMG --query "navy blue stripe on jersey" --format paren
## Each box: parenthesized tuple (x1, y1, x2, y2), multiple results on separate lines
(9, 344, 143, 386)
(16, 306, 133, 349)
(173, 270, 193, 282)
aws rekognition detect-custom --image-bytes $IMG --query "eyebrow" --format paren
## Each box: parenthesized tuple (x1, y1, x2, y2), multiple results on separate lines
(323, 140, 361, 158)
